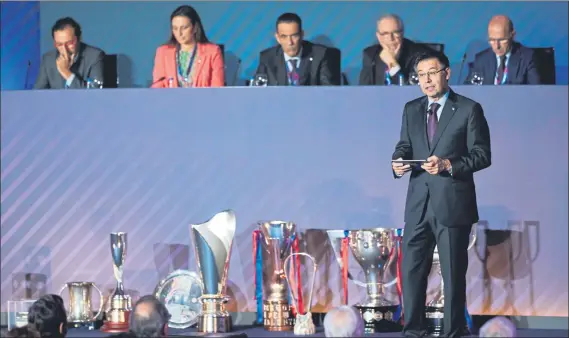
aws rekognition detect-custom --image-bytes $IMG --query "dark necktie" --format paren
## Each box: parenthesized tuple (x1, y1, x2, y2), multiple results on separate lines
(288, 59, 299, 86)
(496, 55, 507, 85)
(427, 103, 440, 145)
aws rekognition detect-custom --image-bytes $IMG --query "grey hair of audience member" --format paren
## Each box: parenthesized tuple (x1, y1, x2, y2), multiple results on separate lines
(478, 316, 517, 337)
(129, 295, 171, 337)
(377, 13, 405, 33)
(323, 305, 365, 337)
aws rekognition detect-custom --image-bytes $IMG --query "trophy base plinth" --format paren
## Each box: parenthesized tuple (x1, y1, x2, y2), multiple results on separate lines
(356, 305, 402, 333)
(68, 318, 103, 330)
(100, 321, 129, 333)
(251, 319, 264, 327)
(426, 306, 444, 336)
(263, 300, 293, 331)
(198, 295, 232, 333)
(425, 306, 471, 337)
(197, 313, 232, 333)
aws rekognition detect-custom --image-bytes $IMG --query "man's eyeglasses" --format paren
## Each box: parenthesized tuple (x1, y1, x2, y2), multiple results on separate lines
(488, 36, 512, 44)
(417, 68, 446, 79)
(54, 37, 77, 48)
(378, 30, 403, 38)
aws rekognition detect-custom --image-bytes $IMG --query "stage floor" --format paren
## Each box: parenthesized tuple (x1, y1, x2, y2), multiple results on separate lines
(65, 326, 569, 337)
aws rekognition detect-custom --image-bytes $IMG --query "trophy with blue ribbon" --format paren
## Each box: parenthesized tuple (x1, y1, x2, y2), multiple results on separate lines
(257, 221, 297, 331)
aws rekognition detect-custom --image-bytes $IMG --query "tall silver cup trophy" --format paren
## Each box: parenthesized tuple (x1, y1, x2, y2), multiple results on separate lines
(425, 225, 478, 336)
(350, 229, 399, 333)
(258, 221, 296, 332)
(190, 210, 236, 333)
(101, 232, 131, 333)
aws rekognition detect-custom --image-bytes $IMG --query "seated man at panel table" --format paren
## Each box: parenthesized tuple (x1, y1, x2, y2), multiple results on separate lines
(34, 17, 105, 89)
(359, 14, 431, 86)
(254, 13, 339, 86)
(465, 15, 541, 85)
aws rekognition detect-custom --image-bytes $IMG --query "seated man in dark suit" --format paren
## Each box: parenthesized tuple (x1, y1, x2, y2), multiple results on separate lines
(466, 15, 540, 85)
(254, 13, 339, 86)
(34, 17, 105, 89)
(359, 14, 429, 86)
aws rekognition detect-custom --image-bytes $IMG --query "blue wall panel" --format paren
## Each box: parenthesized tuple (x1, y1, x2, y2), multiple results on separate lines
(1, 1, 40, 90)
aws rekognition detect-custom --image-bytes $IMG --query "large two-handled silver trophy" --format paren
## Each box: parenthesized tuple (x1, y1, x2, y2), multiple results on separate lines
(101, 232, 131, 333)
(258, 221, 296, 332)
(190, 210, 236, 333)
(425, 225, 478, 336)
(60, 282, 104, 328)
(348, 229, 400, 333)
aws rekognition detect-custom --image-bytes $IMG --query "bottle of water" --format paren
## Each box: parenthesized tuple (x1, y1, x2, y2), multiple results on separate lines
(86, 78, 94, 89)
(168, 78, 174, 88)
(249, 77, 256, 87)
(399, 73, 405, 86)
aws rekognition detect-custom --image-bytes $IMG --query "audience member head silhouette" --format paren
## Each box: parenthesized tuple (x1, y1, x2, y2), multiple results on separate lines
(129, 295, 171, 337)
(323, 305, 365, 337)
(479, 316, 517, 337)
(27, 294, 68, 338)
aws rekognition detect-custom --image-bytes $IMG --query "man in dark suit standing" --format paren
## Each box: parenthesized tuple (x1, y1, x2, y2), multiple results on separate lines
(359, 14, 430, 86)
(254, 13, 339, 86)
(392, 50, 491, 338)
(466, 15, 540, 85)
(34, 17, 105, 89)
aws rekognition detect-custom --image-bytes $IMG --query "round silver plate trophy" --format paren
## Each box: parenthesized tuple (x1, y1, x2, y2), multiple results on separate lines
(154, 270, 204, 329)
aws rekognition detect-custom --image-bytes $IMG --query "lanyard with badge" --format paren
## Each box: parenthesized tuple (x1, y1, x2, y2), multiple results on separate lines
(494, 60, 509, 85)
(385, 67, 392, 85)
(176, 44, 198, 86)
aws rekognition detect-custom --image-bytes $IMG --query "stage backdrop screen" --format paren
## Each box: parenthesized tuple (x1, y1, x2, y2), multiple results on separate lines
(1, 86, 567, 317)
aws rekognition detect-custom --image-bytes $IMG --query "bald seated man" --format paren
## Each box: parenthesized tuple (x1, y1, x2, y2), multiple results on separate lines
(128, 295, 171, 338)
(359, 14, 432, 86)
(466, 15, 541, 85)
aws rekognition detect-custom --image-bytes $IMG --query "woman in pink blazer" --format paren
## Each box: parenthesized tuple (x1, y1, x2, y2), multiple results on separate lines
(152, 5, 224, 88)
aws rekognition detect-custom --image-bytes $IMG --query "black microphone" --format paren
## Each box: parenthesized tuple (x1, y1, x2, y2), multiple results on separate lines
(149, 76, 166, 87)
(232, 59, 241, 86)
(457, 52, 468, 85)
(24, 60, 31, 89)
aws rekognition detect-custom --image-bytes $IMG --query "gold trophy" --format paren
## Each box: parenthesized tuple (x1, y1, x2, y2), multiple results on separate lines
(101, 232, 131, 333)
(284, 252, 317, 335)
(190, 210, 236, 333)
(258, 221, 296, 331)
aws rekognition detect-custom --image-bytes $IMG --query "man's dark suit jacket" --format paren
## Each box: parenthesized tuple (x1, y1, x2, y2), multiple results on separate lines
(255, 41, 339, 86)
(392, 89, 491, 227)
(466, 42, 541, 85)
(34, 42, 105, 89)
(359, 38, 430, 86)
